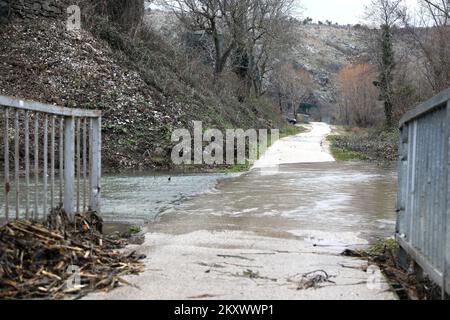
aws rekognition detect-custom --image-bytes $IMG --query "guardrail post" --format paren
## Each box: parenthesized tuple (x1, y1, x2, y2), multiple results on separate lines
(63, 116, 75, 217)
(3, 107, 9, 221)
(89, 117, 101, 212)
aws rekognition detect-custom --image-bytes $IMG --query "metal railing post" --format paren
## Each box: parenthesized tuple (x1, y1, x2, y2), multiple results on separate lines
(34, 113, 39, 219)
(89, 117, 101, 212)
(3, 107, 10, 221)
(25, 111, 30, 219)
(63, 116, 75, 217)
(43, 115, 48, 219)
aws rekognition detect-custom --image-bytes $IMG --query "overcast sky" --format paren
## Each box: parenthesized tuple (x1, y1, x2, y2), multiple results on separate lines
(149, 0, 420, 25)
(298, 0, 419, 25)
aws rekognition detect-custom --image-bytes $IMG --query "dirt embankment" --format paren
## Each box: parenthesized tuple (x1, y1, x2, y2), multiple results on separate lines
(0, 12, 282, 171)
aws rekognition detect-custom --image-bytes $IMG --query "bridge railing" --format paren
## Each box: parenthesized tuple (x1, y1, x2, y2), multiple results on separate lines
(0, 95, 101, 222)
(397, 87, 450, 297)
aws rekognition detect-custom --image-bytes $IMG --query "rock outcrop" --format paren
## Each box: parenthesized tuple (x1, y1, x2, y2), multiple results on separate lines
(1, 0, 62, 19)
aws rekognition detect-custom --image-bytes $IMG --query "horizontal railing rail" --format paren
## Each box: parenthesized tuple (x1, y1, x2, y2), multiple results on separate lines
(399, 88, 450, 127)
(1, 95, 101, 224)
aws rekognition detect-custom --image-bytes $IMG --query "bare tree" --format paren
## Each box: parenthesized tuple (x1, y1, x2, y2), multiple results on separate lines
(336, 63, 382, 127)
(401, 0, 450, 93)
(161, 0, 295, 95)
(270, 62, 315, 118)
(161, 0, 245, 75)
(422, 0, 450, 19)
(232, 0, 296, 97)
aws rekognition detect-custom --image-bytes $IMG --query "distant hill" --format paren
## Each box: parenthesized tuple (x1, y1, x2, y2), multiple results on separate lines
(147, 10, 375, 115)
(290, 24, 372, 105)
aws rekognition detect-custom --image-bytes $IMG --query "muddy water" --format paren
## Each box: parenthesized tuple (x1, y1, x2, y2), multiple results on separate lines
(1, 163, 397, 242)
(0, 172, 237, 225)
(101, 172, 238, 224)
(151, 162, 397, 243)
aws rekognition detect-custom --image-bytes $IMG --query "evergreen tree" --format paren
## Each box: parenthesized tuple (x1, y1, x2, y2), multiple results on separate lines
(378, 24, 395, 127)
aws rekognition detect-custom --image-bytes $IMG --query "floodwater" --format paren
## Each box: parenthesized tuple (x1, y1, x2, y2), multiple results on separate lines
(0, 172, 237, 224)
(150, 162, 397, 243)
(85, 123, 399, 300)
(100, 172, 238, 224)
(0, 163, 396, 242)
(86, 161, 399, 300)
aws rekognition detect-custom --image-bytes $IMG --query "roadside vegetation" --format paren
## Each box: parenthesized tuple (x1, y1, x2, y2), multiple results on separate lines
(280, 124, 308, 138)
(332, 0, 449, 162)
(328, 126, 398, 162)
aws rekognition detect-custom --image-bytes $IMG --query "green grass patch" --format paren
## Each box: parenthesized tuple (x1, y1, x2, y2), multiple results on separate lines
(280, 125, 307, 138)
(343, 238, 399, 258)
(129, 225, 142, 235)
(218, 162, 251, 173)
(365, 238, 399, 256)
(327, 135, 369, 161)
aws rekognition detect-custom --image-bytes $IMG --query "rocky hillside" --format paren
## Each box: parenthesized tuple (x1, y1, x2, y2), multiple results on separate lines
(0, 3, 282, 171)
(291, 24, 372, 106)
(147, 10, 374, 116)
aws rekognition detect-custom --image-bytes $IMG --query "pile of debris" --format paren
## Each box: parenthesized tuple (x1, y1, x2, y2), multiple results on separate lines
(0, 210, 145, 299)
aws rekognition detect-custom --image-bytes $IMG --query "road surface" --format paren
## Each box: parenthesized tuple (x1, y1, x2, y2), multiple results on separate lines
(86, 123, 396, 300)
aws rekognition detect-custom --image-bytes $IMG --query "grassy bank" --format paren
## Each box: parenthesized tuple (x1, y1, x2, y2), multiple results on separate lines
(280, 124, 308, 138)
(328, 126, 398, 162)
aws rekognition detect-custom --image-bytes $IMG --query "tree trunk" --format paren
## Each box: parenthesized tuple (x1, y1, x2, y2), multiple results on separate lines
(385, 99, 393, 128)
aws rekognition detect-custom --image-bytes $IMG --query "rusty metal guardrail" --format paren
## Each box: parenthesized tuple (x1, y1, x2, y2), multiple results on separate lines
(0, 95, 101, 222)
(397, 87, 450, 298)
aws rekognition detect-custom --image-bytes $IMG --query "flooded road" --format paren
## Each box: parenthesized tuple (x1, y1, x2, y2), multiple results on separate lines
(156, 162, 397, 243)
(0, 172, 237, 225)
(87, 123, 398, 300)
(101, 172, 237, 225)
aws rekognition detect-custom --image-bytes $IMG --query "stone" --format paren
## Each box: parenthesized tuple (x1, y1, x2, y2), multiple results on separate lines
(31, 3, 41, 11)
(6, 0, 63, 20)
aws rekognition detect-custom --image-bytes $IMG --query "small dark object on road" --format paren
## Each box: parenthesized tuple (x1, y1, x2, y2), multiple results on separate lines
(286, 117, 297, 125)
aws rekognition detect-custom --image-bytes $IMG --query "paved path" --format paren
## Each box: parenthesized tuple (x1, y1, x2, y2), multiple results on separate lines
(86, 123, 396, 300)
(253, 122, 335, 168)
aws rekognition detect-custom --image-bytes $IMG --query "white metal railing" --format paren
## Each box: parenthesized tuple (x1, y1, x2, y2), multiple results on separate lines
(0, 95, 101, 222)
(397, 87, 450, 298)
